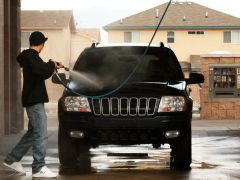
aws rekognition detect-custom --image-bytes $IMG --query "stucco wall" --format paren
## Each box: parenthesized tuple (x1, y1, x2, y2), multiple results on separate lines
(71, 33, 96, 67)
(39, 29, 70, 67)
(108, 30, 240, 62)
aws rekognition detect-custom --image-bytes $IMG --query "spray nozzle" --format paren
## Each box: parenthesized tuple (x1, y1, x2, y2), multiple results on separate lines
(55, 61, 69, 71)
(64, 67, 69, 71)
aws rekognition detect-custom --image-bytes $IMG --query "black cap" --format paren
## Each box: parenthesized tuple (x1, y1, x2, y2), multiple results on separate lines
(29, 31, 48, 46)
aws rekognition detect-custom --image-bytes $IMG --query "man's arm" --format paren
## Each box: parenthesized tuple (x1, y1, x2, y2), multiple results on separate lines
(28, 53, 55, 79)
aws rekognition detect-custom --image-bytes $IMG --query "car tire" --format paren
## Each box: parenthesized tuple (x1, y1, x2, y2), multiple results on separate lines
(170, 125, 192, 169)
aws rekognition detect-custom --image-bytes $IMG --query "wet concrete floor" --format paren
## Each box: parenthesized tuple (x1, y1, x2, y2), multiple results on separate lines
(0, 118, 240, 180)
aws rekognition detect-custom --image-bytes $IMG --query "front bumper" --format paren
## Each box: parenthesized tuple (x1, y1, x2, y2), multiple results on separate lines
(58, 111, 192, 145)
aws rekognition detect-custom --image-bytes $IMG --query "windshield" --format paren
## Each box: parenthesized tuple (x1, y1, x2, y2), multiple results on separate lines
(72, 46, 184, 91)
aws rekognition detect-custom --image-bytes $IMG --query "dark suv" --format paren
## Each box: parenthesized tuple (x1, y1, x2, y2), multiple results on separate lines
(53, 44, 204, 169)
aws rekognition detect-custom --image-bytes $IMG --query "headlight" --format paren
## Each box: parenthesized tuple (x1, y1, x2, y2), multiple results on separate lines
(64, 96, 91, 112)
(158, 96, 186, 112)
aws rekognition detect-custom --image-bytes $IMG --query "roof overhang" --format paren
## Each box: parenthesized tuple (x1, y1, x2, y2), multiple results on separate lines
(21, 27, 64, 30)
(104, 26, 240, 31)
(74, 32, 98, 42)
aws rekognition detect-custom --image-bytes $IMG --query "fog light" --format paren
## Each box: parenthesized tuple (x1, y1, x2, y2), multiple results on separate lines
(70, 131, 85, 139)
(165, 130, 180, 139)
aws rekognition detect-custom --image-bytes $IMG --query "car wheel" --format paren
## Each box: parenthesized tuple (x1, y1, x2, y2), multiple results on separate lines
(78, 142, 91, 171)
(170, 125, 192, 169)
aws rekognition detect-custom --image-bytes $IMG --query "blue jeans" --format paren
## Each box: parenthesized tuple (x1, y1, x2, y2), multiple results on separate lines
(4, 103, 48, 173)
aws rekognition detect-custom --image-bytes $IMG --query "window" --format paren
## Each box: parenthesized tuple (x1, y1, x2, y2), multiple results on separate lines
(124, 32, 140, 43)
(21, 32, 31, 48)
(223, 31, 240, 43)
(232, 31, 240, 43)
(209, 65, 240, 98)
(188, 31, 204, 35)
(167, 31, 174, 43)
(197, 31, 204, 35)
(124, 32, 131, 43)
(224, 31, 231, 43)
(188, 31, 196, 34)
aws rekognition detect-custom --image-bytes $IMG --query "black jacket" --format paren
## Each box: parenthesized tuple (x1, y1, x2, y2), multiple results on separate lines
(17, 49, 55, 107)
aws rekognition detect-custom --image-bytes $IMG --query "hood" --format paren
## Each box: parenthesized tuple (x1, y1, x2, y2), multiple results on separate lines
(17, 49, 38, 67)
(66, 81, 186, 97)
(113, 81, 186, 95)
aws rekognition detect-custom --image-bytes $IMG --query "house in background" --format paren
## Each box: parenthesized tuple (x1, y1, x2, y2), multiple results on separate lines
(21, 10, 101, 114)
(71, 28, 101, 67)
(104, 2, 240, 62)
(103, 2, 240, 111)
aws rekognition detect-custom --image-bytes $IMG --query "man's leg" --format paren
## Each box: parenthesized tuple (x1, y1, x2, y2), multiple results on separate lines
(4, 112, 33, 164)
(29, 103, 48, 174)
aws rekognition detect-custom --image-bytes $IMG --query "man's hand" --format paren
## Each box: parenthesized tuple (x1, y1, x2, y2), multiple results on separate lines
(55, 61, 64, 69)
(51, 60, 64, 69)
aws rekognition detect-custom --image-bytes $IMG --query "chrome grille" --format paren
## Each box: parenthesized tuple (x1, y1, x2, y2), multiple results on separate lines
(92, 97, 158, 116)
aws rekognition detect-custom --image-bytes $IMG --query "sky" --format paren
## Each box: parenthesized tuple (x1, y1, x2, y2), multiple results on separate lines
(21, 0, 240, 42)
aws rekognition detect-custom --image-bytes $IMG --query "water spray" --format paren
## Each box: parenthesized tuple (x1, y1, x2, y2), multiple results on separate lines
(60, 65, 103, 90)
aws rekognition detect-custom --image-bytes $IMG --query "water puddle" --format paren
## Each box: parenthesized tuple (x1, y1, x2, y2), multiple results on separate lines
(191, 161, 219, 169)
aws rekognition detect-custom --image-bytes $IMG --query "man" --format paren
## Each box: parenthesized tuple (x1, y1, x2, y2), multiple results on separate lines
(3, 31, 63, 178)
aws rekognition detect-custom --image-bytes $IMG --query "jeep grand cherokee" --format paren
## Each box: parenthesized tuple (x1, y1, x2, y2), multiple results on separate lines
(52, 44, 204, 169)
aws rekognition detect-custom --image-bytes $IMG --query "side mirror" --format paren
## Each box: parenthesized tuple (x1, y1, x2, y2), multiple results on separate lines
(52, 73, 67, 84)
(186, 73, 204, 85)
